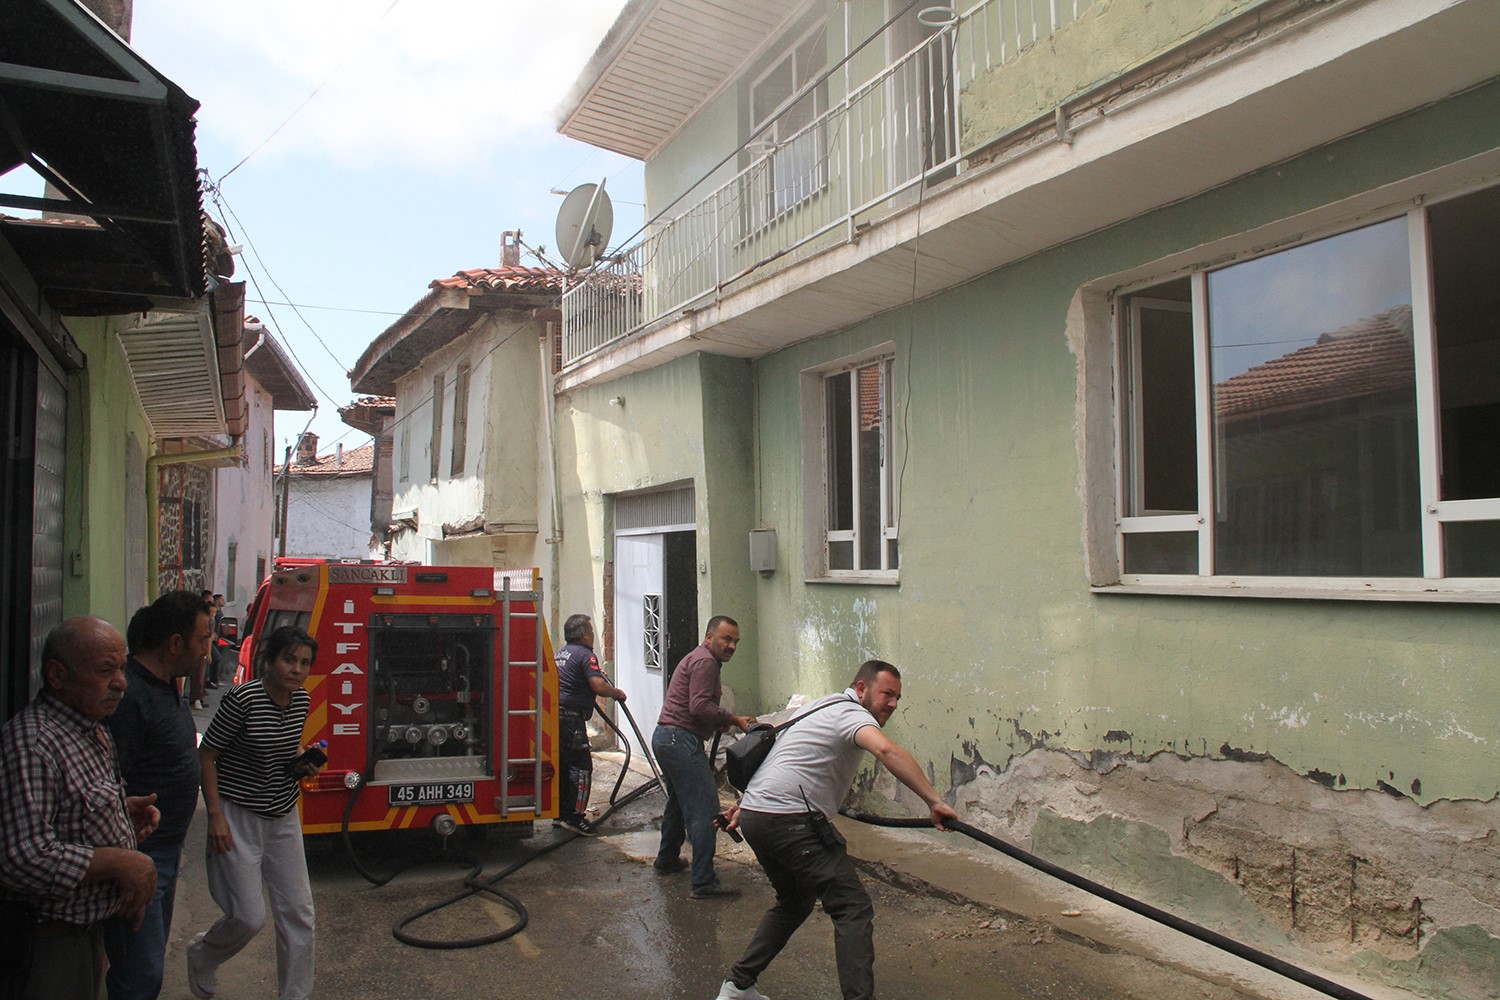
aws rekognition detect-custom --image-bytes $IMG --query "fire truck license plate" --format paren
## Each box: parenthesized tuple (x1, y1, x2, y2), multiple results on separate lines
(387, 782, 475, 806)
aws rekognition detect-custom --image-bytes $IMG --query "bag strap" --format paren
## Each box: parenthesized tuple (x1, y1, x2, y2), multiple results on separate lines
(770, 693, 855, 735)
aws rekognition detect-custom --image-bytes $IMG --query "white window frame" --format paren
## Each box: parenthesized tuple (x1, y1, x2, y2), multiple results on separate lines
(748, 20, 830, 224)
(1105, 184, 1500, 601)
(801, 344, 899, 584)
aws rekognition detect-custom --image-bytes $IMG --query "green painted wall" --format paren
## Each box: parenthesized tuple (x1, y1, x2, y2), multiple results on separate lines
(553, 354, 760, 692)
(959, 0, 1265, 150)
(62, 316, 154, 629)
(747, 80, 1500, 807)
(644, 87, 742, 221)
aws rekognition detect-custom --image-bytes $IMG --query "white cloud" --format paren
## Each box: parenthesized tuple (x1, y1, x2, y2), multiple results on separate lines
(135, 0, 628, 170)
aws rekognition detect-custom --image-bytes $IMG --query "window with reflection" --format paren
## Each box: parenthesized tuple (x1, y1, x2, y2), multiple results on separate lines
(823, 356, 897, 575)
(1117, 185, 1500, 582)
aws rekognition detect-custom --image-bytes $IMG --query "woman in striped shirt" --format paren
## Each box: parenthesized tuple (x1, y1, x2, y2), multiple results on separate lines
(186, 626, 321, 1000)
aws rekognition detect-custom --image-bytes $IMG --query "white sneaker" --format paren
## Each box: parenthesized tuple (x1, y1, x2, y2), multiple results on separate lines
(716, 980, 769, 1000)
(186, 934, 217, 999)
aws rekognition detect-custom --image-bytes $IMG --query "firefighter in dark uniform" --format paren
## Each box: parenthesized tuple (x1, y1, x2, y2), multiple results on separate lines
(553, 614, 626, 837)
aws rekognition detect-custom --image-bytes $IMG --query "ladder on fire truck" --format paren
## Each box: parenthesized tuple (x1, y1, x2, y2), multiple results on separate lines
(497, 570, 544, 819)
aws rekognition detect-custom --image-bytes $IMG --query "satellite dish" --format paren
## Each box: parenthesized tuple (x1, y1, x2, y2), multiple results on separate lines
(554, 181, 614, 268)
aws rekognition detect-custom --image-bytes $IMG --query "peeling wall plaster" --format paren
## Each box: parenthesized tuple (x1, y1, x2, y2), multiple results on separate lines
(923, 746, 1500, 997)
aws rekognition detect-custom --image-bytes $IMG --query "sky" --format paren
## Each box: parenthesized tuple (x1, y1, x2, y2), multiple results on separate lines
(1206, 216, 1412, 381)
(125, 0, 644, 455)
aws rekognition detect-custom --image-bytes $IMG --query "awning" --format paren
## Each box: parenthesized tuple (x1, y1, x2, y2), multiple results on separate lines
(0, 0, 207, 313)
(116, 301, 227, 437)
(557, 0, 809, 160)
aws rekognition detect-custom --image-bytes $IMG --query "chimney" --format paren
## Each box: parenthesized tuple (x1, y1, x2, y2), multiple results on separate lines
(501, 230, 521, 268)
(296, 432, 319, 466)
(335, 443, 344, 467)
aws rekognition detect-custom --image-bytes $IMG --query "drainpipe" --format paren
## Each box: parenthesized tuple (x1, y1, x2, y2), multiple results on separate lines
(147, 437, 245, 601)
(537, 313, 564, 635)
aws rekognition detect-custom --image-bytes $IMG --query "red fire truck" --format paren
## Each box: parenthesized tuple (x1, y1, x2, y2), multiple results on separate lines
(236, 559, 558, 838)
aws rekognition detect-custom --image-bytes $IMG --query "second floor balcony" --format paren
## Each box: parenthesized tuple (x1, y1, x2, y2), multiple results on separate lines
(558, 0, 1498, 383)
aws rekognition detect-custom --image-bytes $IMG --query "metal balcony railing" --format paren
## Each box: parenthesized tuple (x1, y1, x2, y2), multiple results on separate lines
(562, 0, 1097, 368)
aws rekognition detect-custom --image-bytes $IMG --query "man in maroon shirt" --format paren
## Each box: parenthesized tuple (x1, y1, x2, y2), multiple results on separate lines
(651, 616, 756, 898)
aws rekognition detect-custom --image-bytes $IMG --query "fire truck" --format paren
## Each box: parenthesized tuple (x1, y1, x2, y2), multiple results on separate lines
(236, 559, 558, 838)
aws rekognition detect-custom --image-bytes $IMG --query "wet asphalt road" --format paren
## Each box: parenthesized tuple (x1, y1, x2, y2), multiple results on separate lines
(155, 749, 1259, 1000)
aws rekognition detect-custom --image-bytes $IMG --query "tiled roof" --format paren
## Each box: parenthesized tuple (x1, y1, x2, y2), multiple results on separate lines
(277, 442, 374, 477)
(338, 396, 395, 437)
(432, 267, 566, 295)
(242, 318, 318, 411)
(349, 266, 565, 395)
(1214, 306, 1414, 422)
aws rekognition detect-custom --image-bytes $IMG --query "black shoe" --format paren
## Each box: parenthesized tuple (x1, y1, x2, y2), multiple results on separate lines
(653, 857, 687, 875)
(691, 878, 740, 900)
(205, 682, 221, 689)
(557, 817, 598, 837)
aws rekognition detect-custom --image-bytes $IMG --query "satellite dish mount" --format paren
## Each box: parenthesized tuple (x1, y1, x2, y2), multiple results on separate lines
(555, 181, 615, 269)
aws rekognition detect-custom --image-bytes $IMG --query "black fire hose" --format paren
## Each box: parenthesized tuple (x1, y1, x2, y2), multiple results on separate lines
(595, 698, 663, 802)
(367, 702, 668, 949)
(841, 810, 1373, 1000)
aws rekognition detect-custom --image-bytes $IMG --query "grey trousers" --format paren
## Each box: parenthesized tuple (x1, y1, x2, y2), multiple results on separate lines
(189, 800, 315, 1000)
(729, 809, 877, 1000)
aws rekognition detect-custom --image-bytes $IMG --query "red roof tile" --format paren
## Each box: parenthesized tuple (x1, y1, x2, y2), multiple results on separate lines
(277, 442, 374, 477)
(1214, 306, 1414, 422)
(432, 267, 566, 295)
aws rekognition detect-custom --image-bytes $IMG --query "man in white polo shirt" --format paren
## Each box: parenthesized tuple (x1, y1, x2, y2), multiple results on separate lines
(715, 659, 957, 1000)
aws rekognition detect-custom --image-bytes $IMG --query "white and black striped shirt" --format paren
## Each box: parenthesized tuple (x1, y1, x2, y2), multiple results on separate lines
(201, 680, 309, 818)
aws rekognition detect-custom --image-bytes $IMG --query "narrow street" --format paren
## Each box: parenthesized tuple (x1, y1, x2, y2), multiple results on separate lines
(156, 739, 1276, 1000)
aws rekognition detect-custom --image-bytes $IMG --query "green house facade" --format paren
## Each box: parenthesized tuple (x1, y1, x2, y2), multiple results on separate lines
(556, 2, 1500, 994)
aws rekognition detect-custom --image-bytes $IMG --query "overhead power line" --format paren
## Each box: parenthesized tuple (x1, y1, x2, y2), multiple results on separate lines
(246, 299, 405, 318)
(216, 0, 405, 185)
(208, 184, 352, 375)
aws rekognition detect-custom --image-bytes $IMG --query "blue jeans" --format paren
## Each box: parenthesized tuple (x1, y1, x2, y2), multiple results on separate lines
(652, 724, 720, 888)
(104, 840, 183, 1000)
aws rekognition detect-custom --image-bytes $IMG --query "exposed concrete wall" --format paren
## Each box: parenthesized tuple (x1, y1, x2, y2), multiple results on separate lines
(746, 83, 1500, 997)
(958, 0, 1264, 150)
(951, 749, 1500, 999)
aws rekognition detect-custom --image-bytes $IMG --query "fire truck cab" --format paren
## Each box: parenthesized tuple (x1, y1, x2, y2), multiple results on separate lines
(237, 559, 558, 838)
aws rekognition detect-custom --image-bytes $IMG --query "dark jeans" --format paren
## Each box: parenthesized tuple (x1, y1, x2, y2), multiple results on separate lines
(651, 724, 720, 888)
(730, 809, 876, 1000)
(104, 840, 183, 1000)
(559, 711, 593, 823)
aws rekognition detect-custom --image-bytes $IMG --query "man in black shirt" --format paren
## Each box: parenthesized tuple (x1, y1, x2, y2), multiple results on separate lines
(104, 590, 212, 1000)
(553, 614, 626, 837)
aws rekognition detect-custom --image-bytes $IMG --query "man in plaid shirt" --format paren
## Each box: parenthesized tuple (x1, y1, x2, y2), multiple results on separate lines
(0, 617, 162, 1000)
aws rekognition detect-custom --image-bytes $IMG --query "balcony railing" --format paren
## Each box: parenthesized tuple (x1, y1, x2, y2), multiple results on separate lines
(562, 0, 1097, 368)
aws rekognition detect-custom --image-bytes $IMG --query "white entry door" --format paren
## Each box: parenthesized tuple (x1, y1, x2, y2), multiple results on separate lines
(614, 533, 665, 757)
